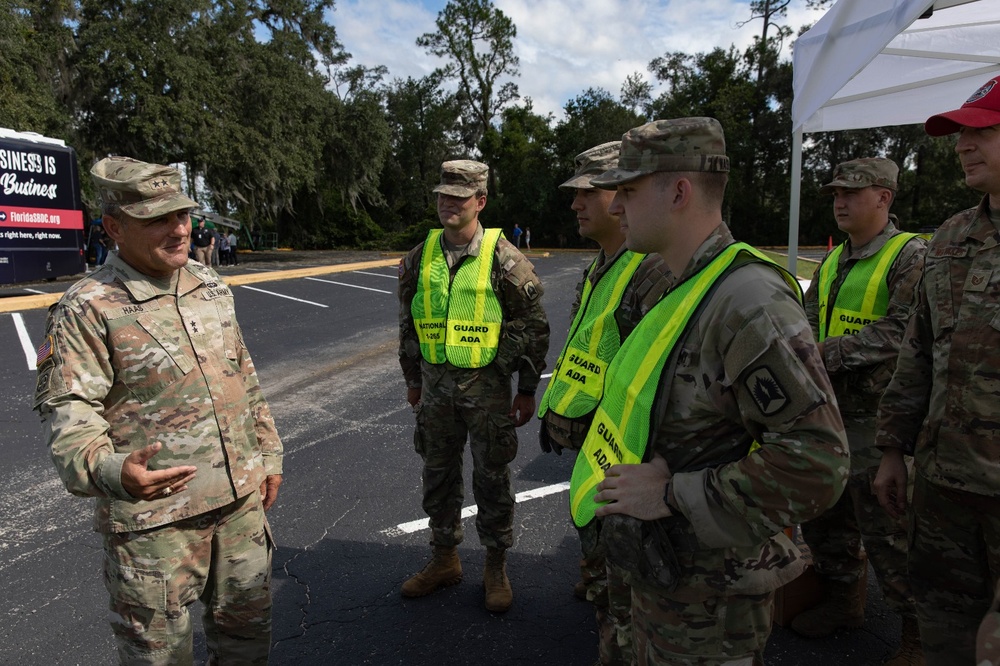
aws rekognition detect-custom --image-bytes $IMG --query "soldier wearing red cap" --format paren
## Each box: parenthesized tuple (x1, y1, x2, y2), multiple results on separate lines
(876, 76, 1000, 665)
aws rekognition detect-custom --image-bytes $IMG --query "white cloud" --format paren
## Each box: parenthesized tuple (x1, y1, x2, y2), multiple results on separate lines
(329, 0, 827, 119)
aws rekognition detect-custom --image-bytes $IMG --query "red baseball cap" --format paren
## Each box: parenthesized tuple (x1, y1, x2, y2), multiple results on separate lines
(926, 78, 1000, 136)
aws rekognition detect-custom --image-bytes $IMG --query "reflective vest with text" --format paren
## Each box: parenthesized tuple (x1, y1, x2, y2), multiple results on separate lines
(817, 232, 917, 342)
(411, 228, 504, 368)
(538, 251, 645, 420)
(568, 243, 801, 528)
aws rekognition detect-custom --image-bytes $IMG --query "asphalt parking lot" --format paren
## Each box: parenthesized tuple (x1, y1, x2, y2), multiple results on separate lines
(0, 249, 898, 665)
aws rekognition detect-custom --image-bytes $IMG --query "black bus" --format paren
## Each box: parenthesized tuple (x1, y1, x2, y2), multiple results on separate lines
(0, 128, 87, 284)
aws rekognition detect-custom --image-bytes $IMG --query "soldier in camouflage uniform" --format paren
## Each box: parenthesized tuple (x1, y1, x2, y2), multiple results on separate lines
(875, 77, 1000, 666)
(34, 157, 283, 665)
(578, 118, 848, 665)
(397, 160, 549, 613)
(538, 141, 671, 665)
(795, 158, 926, 664)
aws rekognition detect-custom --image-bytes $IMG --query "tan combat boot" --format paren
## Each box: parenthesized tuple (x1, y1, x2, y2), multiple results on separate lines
(401, 545, 462, 597)
(483, 547, 513, 612)
(883, 616, 925, 665)
(790, 579, 866, 638)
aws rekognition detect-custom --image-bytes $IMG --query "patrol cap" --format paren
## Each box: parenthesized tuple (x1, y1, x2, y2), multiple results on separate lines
(926, 77, 1000, 136)
(91, 156, 199, 220)
(432, 160, 489, 197)
(591, 117, 729, 189)
(819, 157, 899, 194)
(560, 141, 621, 191)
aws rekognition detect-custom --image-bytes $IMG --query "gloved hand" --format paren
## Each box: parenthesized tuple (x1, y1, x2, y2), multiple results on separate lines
(539, 421, 562, 455)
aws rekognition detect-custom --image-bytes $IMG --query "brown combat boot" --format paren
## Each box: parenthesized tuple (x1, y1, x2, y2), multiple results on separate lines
(790, 579, 865, 638)
(483, 547, 513, 612)
(883, 616, 925, 665)
(401, 545, 462, 597)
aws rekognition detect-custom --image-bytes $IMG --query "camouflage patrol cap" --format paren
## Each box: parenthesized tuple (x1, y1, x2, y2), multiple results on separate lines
(560, 141, 621, 191)
(433, 160, 489, 197)
(91, 156, 198, 220)
(819, 157, 899, 194)
(591, 117, 729, 189)
(926, 77, 1000, 136)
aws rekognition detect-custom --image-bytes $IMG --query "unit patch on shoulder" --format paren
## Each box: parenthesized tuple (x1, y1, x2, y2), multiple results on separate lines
(35, 335, 54, 367)
(746, 366, 789, 416)
(524, 280, 539, 301)
(398, 258, 405, 279)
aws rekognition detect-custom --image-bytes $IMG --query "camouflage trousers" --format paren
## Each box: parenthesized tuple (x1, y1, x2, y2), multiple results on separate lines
(909, 473, 1000, 666)
(413, 368, 518, 549)
(629, 581, 771, 665)
(801, 416, 915, 617)
(545, 414, 609, 606)
(103, 492, 273, 666)
(598, 562, 634, 665)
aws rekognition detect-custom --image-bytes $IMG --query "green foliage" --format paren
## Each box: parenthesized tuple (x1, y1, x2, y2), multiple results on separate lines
(0, 0, 982, 251)
(418, 0, 519, 174)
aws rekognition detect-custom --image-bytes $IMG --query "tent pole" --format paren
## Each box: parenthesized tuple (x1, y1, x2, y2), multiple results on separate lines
(788, 128, 803, 276)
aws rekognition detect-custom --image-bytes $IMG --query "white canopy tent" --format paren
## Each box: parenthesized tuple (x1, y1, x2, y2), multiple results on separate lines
(787, 0, 1000, 272)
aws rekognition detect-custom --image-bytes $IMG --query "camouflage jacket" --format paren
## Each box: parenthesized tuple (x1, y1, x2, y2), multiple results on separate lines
(398, 223, 550, 394)
(878, 196, 1000, 496)
(568, 245, 673, 340)
(34, 253, 283, 533)
(804, 220, 926, 416)
(608, 223, 849, 600)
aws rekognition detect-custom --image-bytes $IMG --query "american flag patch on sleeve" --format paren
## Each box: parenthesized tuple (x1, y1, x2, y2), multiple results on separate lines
(36, 336, 54, 367)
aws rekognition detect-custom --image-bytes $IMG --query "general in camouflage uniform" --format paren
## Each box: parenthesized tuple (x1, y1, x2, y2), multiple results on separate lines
(796, 158, 926, 664)
(580, 118, 848, 665)
(537, 141, 671, 665)
(397, 160, 549, 613)
(34, 157, 283, 665)
(876, 77, 1000, 666)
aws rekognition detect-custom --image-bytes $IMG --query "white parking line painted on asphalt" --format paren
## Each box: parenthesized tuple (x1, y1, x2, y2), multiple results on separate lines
(353, 270, 398, 279)
(541, 373, 552, 379)
(239, 267, 280, 272)
(240, 285, 329, 307)
(305, 277, 392, 294)
(23, 288, 46, 295)
(381, 481, 570, 537)
(11, 313, 36, 370)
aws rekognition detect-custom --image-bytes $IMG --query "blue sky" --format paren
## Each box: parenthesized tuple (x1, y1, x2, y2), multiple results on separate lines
(327, 0, 826, 119)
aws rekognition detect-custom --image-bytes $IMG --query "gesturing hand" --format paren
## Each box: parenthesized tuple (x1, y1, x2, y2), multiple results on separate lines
(120, 442, 197, 501)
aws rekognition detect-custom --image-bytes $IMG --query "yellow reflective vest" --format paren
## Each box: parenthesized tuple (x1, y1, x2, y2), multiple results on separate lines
(569, 243, 801, 528)
(411, 228, 504, 368)
(817, 232, 918, 342)
(538, 251, 645, 420)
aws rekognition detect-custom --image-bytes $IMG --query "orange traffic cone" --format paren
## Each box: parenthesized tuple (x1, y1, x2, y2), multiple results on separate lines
(827, 235, 833, 251)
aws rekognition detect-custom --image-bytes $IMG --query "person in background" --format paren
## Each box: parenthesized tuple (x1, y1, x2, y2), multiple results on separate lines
(397, 160, 549, 613)
(796, 157, 926, 665)
(537, 140, 671, 665)
(876, 76, 1000, 665)
(579, 118, 848, 664)
(228, 230, 239, 266)
(191, 218, 213, 266)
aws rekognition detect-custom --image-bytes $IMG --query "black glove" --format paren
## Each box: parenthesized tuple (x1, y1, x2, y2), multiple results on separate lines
(539, 420, 562, 455)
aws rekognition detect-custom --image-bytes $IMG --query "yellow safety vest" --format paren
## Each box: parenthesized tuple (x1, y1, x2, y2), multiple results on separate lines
(817, 232, 917, 342)
(568, 243, 801, 528)
(411, 228, 504, 368)
(538, 251, 645, 420)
